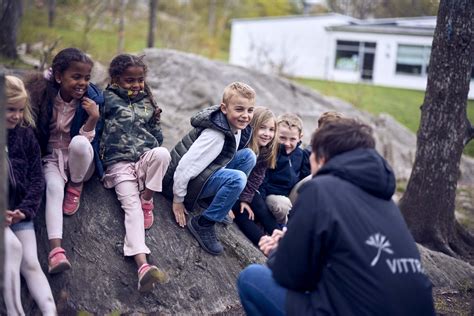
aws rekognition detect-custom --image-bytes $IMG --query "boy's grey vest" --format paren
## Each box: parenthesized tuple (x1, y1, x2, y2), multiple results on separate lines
(162, 105, 252, 212)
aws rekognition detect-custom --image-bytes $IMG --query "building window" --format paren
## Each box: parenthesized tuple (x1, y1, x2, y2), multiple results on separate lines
(335, 41, 360, 71)
(335, 41, 376, 74)
(396, 44, 431, 76)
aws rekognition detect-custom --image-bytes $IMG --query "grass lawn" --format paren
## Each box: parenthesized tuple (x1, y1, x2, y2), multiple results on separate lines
(294, 78, 474, 157)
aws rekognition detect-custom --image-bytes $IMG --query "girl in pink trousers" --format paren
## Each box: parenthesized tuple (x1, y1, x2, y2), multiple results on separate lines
(100, 54, 170, 292)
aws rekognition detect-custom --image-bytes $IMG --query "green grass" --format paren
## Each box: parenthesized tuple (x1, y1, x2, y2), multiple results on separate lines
(18, 6, 151, 64)
(294, 78, 474, 157)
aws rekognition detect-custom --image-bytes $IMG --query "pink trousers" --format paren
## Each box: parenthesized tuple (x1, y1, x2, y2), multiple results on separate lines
(103, 147, 171, 256)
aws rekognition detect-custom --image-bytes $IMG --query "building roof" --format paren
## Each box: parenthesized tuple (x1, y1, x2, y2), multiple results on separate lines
(327, 16, 436, 36)
(231, 12, 356, 24)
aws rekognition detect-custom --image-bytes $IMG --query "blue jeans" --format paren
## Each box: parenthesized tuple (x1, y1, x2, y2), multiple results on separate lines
(199, 148, 256, 222)
(238, 264, 286, 316)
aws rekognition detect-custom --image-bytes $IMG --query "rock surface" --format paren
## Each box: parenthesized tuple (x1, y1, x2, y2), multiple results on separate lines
(19, 178, 265, 314)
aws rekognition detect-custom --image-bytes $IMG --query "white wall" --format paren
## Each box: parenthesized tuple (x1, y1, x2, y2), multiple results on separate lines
(229, 15, 352, 78)
(327, 31, 474, 98)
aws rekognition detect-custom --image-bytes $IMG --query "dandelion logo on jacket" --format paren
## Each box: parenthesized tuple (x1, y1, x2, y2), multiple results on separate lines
(365, 233, 394, 266)
(365, 233, 425, 274)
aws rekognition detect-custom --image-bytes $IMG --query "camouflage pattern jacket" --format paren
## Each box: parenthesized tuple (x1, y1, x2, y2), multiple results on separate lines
(100, 84, 163, 167)
(162, 105, 252, 212)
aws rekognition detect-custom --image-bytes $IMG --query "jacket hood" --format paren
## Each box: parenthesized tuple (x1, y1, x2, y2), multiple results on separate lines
(316, 148, 396, 200)
(190, 105, 229, 132)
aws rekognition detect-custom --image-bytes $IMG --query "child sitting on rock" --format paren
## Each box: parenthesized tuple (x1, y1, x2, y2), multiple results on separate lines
(100, 53, 170, 292)
(163, 82, 257, 256)
(259, 113, 311, 224)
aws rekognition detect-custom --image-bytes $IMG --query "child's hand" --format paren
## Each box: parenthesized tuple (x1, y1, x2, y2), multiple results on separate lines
(227, 210, 235, 220)
(6, 209, 26, 225)
(5, 210, 13, 226)
(154, 107, 162, 122)
(172, 202, 188, 227)
(81, 97, 100, 120)
(240, 201, 254, 220)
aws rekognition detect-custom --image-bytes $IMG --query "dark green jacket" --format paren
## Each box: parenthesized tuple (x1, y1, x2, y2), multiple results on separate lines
(100, 84, 163, 167)
(162, 105, 252, 212)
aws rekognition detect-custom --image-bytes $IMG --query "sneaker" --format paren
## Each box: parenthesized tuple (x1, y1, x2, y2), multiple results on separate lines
(187, 216, 223, 255)
(137, 263, 169, 293)
(48, 247, 71, 274)
(63, 185, 82, 215)
(141, 196, 154, 229)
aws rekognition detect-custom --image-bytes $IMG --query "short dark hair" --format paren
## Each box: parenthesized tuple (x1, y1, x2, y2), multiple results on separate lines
(311, 118, 375, 162)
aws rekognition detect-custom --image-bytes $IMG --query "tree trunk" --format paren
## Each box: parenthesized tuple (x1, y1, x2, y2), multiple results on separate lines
(47, 0, 55, 28)
(147, 0, 158, 48)
(0, 0, 22, 58)
(208, 0, 216, 37)
(117, 0, 126, 54)
(399, 0, 474, 258)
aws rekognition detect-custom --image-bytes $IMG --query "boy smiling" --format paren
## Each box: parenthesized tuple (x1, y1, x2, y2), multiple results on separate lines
(163, 82, 257, 255)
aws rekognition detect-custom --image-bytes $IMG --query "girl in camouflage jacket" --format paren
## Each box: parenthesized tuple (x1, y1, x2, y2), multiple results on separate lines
(100, 54, 170, 292)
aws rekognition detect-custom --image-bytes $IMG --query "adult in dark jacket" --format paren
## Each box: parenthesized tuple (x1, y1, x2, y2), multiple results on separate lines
(237, 118, 435, 316)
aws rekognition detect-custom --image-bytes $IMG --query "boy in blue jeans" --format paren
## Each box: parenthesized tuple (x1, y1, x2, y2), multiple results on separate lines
(163, 82, 256, 255)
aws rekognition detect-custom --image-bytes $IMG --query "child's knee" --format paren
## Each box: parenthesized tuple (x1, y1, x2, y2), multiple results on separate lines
(69, 135, 92, 156)
(241, 148, 257, 165)
(46, 180, 64, 197)
(21, 257, 41, 274)
(150, 147, 171, 163)
(230, 170, 247, 191)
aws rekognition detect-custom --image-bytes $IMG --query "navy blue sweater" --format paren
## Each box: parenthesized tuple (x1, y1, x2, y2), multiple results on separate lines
(259, 143, 310, 198)
(268, 148, 434, 316)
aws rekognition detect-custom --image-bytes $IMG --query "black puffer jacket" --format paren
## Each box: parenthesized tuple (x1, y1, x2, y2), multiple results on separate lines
(162, 105, 252, 211)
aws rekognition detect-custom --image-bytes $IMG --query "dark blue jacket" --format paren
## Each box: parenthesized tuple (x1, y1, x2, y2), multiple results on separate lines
(259, 143, 310, 198)
(33, 83, 105, 178)
(268, 148, 434, 316)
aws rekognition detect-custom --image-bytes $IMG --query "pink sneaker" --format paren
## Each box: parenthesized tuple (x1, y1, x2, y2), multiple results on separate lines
(63, 186, 82, 216)
(137, 263, 169, 292)
(141, 196, 154, 229)
(48, 247, 71, 274)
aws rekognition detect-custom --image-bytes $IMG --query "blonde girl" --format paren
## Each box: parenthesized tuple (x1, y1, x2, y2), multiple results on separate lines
(3, 75, 56, 315)
(231, 107, 280, 246)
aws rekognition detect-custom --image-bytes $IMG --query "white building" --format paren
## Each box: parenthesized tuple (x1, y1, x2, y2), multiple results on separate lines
(229, 14, 474, 98)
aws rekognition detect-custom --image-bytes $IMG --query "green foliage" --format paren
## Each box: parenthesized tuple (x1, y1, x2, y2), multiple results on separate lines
(18, 0, 300, 64)
(295, 78, 474, 157)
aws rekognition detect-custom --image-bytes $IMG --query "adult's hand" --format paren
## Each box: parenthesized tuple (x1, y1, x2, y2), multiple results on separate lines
(258, 227, 287, 256)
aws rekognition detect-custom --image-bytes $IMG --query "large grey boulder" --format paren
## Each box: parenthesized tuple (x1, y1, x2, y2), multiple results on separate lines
(16, 178, 264, 314)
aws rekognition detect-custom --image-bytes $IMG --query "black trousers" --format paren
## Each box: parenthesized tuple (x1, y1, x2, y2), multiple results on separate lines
(232, 192, 279, 246)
